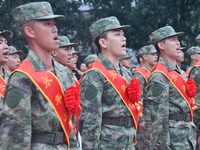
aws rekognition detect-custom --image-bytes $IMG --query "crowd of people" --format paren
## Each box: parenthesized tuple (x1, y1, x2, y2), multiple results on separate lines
(0, 1, 199, 150)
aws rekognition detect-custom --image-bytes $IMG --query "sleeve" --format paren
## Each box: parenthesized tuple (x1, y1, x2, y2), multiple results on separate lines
(79, 70, 103, 150)
(144, 72, 171, 149)
(0, 72, 32, 150)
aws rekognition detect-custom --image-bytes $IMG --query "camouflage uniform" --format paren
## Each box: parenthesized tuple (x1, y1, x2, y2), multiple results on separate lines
(84, 54, 97, 68)
(186, 46, 200, 149)
(80, 16, 136, 150)
(0, 2, 74, 150)
(134, 45, 157, 150)
(143, 26, 196, 149)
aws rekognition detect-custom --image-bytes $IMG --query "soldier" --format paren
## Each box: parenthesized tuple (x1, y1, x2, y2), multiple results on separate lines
(83, 54, 97, 68)
(143, 26, 196, 149)
(0, 30, 12, 110)
(186, 46, 200, 150)
(79, 63, 87, 72)
(186, 46, 200, 76)
(0, 2, 76, 149)
(5, 46, 22, 72)
(52, 35, 82, 149)
(119, 53, 132, 69)
(80, 16, 142, 149)
(176, 47, 187, 80)
(133, 45, 157, 150)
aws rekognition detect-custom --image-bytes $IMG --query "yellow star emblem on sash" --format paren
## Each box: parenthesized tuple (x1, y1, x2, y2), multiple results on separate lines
(41, 76, 53, 88)
(171, 74, 178, 81)
(109, 71, 117, 80)
(121, 83, 126, 93)
(0, 84, 5, 92)
(55, 93, 62, 105)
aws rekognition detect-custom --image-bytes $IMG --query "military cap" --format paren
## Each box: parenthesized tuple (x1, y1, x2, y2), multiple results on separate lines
(195, 34, 200, 46)
(0, 30, 12, 38)
(149, 26, 184, 45)
(12, 2, 65, 28)
(138, 45, 157, 56)
(119, 53, 131, 61)
(185, 46, 200, 57)
(84, 54, 97, 66)
(9, 46, 23, 55)
(89, 16, 130, 40)
(59, 36, 76, 47)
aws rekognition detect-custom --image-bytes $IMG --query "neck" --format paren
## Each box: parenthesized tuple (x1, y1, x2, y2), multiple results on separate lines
(102, 52, 119, 69)
(29, 45, 53, 69)
(0, 65, 4, 77)
(191, 59, 200, 66)
(141, 62, 153, 70)
(161, 55, 177, 67)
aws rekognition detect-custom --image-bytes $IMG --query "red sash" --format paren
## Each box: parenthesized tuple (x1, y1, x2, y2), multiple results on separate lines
(89, 60, 141, 129)
(0, 76, 6, 97)
(15, 60, 70, 147)
(153, 63, 195, 119)
(133, 67, 151, 83)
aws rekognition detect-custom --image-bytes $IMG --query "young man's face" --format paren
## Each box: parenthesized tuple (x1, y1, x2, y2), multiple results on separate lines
(5, 53, 21, 72)
(143, 52, 158, 67)
(102, 29, 127, 58)
(28, 19, 59, 52)
(52, 46, 72, 66)
(0, 36, 9, 65)
(68, 53, 78, 69)
(159, 36, 180, 60)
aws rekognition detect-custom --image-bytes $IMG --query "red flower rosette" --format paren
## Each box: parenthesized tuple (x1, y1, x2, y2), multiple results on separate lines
(127, 78, 141, 103)
(64, 86, 80, 114)
(186, 79, 196, 98)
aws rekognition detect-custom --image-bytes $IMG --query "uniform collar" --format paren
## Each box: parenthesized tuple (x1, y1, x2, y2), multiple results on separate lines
(159, 56, 176, 71)
(98, 53, 118, 70)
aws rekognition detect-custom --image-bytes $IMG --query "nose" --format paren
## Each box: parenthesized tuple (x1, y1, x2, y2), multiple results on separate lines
(3, 42, 8, 50)
(53, 25, 58, 33)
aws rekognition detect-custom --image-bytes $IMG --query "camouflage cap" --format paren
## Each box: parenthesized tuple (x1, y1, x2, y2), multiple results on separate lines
(185, 46, 200, 57)
(149, 26, 184, 45)
(119, 53, 131, 61)
(195, 34, 200, 46)
(89, 16, 130, 40)
(0, 30, 12, 38)
(12, 2, 65, 28)
(84, 54, 97, 66)
(138, 44, 157, 56)
(9, 46, 23, 55)
(59, 36, 76, 47)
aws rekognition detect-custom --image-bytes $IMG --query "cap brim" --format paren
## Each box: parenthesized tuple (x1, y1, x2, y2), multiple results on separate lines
(36, 15, 65, 20)
(0, 30, 12, 38)
(108, 25, 130, 31)
(9, 50, 23, 55)
(59, 43, 77, 47)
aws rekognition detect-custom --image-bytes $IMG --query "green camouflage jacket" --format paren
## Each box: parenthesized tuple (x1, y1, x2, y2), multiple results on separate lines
(0, 50, 74, 150)
(80, 54, 136, 150)
(143, 56, 196, 150)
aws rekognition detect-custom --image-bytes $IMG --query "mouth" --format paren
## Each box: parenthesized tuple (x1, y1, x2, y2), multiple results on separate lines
(3, 51, 9, 57)
(122, 43, 126, 49)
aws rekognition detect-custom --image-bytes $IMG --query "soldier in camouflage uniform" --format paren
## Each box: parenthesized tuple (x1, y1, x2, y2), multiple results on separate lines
(80, 16, 141, 150)
(186, 46, 200, 150)
(143, 26, 196, 149)
(0, 2, 74, 149)
(5, 46, 22, 72)
(52, 35, 82, 149)
(134, 45, 157, 150)
(0, 30, 12, 110)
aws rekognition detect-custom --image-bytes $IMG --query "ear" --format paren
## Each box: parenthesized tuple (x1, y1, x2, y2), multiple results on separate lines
(23, 25, 35, 38)
(51, 51, 57, 57)
(142, 55, 148, 61)
(99, 38, 107, 49)
(157, 42, 165, 50)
